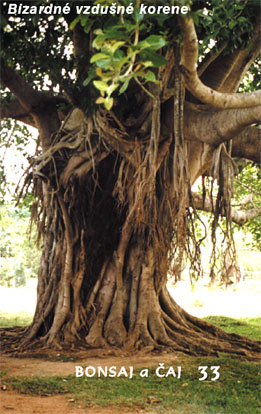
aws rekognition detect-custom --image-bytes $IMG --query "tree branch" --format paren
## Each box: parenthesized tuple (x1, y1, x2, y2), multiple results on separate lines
(1, 95, 69, 129)
(0, 59, 70, 149)
(184, 104, 261, 146)
(0, 98, 36, 127)
(232, 126, 261, 163)
(0, 59, 68, 112)
(192, 192, 261, 226)
(179, 17, 261, 108)
(0, 57, 44, 112)
(199, 17, 261, 93)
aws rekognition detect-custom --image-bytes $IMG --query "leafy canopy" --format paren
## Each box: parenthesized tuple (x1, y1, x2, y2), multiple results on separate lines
(0, 0, 259, 112)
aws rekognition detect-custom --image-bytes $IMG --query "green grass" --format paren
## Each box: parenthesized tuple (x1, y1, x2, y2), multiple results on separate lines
(1, 312, 259, 340)
(203, 316, 261, 340)
(0, 311, 33, 327)
(1, 315, 260, 413)
(2, 356, 260, 414)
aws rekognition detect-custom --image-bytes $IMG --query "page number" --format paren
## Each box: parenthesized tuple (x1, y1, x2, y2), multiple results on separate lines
(198, 366, 220, 381)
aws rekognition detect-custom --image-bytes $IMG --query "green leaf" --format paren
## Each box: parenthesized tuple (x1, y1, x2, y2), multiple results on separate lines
(142, 70, 157, 82)
(141, 61, 154, 68)
(90, 53, 110, 63)
(93, 29, 103, 36)
(112, 52, 128, 71)
(228, 21, 237, 30)
(113, 49, 125, 61)
(93, 80, 108, 92)
(107, 83, 119, 97)
(139, 50, 168, 68)
(96, 97, 105, 104)
(149, 13, 169, 27)
(92, 37, 104, 50)
(80, 15, 89, 27)
(83, 20, 94, 34)
(70, 16, 80, 31)
(104, 97, 113, 110)
(83, 67, 96, 86)
(119, 79, 130, 94)
(133, 8, 144, 23)
(95, 58, 112, 69)
(102, 28, 128, 41)
(135, 40, 150, 50)
(142, 35, 167, 51)
(111, 41, 125, 55)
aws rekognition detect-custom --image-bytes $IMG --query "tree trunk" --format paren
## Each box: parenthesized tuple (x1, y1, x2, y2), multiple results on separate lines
(1, 5, 261, 363)
(4, 146, 258, 361)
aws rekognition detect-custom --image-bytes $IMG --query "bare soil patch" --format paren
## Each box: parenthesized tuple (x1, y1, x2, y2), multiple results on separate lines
(0, 391, 118, 414)
(0, 350, 180, 377)
(0, 351, 180, 414)
(0, 391, 143, 414)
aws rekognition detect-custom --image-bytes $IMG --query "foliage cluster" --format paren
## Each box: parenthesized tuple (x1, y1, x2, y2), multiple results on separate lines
(0, 0, 260, 287)
(234, 162, 261, 250)
(0, 117, 34, 202)
(1, 0, 259, 111)
(0, 204, 40, 287)
(67, 0, 259, 110)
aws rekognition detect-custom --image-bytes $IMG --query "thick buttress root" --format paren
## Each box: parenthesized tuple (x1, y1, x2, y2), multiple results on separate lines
(1, 177, 259, 360)
(1, 242, 260, 362)
(83, 250, 260, 360)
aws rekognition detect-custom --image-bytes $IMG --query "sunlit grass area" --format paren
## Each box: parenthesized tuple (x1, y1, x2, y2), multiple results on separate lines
(0, 311, 33, 328)
(203, 316, 261, 340)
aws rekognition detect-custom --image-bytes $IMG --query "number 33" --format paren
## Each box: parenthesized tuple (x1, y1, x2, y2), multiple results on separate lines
(198, 366, 220, 381)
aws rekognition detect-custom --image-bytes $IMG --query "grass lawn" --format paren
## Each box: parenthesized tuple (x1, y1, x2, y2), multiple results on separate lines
(0, 311, 32, 328)
(204, 315, 261, 341)
(1, 314, 260, 414)
(2, 355, 260, 414)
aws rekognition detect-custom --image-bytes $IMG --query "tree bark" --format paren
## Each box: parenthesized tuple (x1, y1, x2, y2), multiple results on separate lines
(192, 192, 261, 226)
(199, 16, 261, 92)
(1, 18, 260, 361)
(232, 127, 261, 163)
(179, 18, 261, 108)
(1, 131, 259, 361)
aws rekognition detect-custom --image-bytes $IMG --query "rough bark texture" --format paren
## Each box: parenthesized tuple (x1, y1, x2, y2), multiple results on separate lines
(1, 111, 260, 361)
(1, 14, 261, 360)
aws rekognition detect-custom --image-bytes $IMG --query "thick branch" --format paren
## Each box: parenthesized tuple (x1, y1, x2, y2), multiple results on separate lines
(192, 192, 261, 226)
(231, 126, 261, 163)
(0, 59, 70, 149)
(0, 98, 36, 127)
(184, 104, 261, 146)
(0, 57, 44, 112)
(1, 96, 69, 129)
(200, 17, 261, 92)
(179, 18, 261, 108)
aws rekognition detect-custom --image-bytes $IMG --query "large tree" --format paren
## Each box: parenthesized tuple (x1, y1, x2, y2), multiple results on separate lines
(0, 0, 260, 358)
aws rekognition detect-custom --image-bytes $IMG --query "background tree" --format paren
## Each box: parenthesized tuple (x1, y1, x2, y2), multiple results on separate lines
(0, 204, 40, 287)
(0, 0, 260, 359)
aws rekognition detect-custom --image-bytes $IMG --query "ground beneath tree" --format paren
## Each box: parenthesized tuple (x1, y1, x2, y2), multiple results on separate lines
(0, 391, 141, 414)
(1, 278, 260, 413)
(0, 351, 182, 414)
